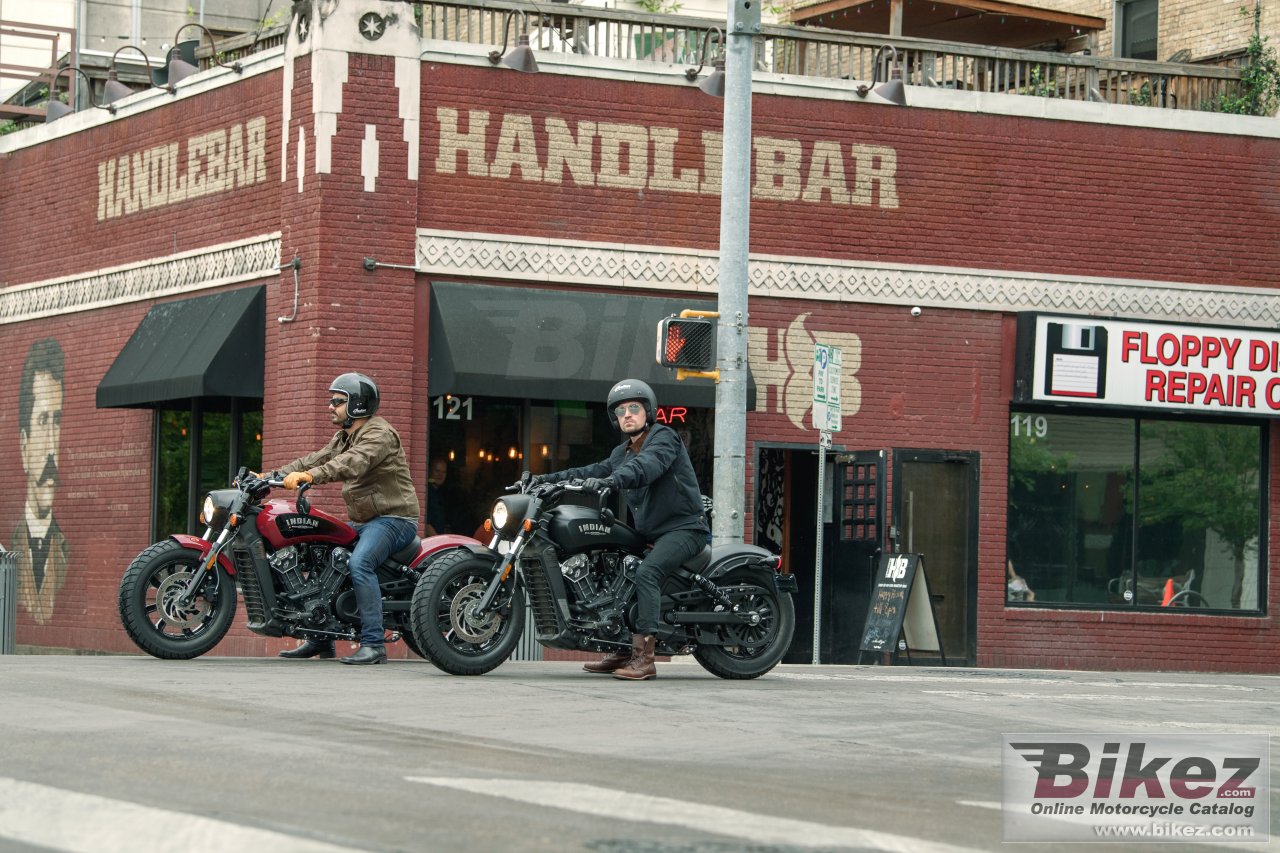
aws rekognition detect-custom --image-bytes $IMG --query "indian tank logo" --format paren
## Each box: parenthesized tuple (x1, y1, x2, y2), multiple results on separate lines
(576, 522, 610, 536)
(279, 516, 321, 535)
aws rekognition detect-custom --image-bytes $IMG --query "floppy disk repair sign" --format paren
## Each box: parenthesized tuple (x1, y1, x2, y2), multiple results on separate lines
(1019, 314, 1280, 417)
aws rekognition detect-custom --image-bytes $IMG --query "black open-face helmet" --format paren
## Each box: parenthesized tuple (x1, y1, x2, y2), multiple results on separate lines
(606, 378, 656, 434)
(330, 372, 379, 428)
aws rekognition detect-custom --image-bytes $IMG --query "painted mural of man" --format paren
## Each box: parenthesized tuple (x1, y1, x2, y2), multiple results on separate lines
(13, 338, 69, 625)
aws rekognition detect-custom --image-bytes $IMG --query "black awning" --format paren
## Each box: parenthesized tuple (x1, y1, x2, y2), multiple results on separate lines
(429, 283, 752, 409)
(96, 286, 266, 409)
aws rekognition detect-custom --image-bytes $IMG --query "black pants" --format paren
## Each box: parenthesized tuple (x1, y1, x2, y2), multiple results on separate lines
(634, 529, 707, 635)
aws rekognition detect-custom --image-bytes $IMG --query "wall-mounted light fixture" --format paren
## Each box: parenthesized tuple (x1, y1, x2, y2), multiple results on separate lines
(102, 45, 154, 111)
(488, 11, 538, 73)
(44, 66, 111, 122)
(684, 27, 725, 98)
(155, 23, 242, 93)
(855, 44, 907, 107)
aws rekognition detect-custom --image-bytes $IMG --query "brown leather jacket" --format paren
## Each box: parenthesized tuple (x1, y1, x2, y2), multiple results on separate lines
(280, 416, 421, 524)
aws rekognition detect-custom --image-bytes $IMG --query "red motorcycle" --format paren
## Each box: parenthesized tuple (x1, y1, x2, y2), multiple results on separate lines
(118, 469, 477, 659)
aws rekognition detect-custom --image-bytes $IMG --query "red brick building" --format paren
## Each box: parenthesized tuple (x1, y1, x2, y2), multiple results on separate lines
(2, 0, 1277, 670)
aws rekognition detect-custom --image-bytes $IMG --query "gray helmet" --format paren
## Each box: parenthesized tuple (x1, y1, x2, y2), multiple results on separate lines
(330, 372, 379, 428)
(606, 378, 656, 432)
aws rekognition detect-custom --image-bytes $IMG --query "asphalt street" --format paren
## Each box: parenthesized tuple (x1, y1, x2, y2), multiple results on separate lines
(0, 655, 1275, 853)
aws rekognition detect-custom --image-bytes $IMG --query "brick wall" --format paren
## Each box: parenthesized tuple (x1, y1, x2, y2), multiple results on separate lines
(420, 64, 1280, 289)
(0, 73, 281, 288)
(1046, 0, 1274, 61)
(3, 55, 1277, 669)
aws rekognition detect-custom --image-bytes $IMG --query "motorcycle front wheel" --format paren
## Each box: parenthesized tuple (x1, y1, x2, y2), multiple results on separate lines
(693, 571, 795, 680)
(118, 540, 238, 660)
(409, 549, 525, 675)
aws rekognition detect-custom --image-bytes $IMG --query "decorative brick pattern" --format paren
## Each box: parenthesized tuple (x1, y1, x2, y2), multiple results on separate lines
(0, 237, 281, 325)
(418, 230, 1280, 327)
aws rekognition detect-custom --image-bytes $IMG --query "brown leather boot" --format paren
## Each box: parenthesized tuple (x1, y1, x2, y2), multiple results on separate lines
(583, 648, 632, 674)
(613, 634, 656, 681)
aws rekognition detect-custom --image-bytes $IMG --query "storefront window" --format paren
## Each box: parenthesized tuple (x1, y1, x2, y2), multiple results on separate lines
(428, 395, 713, 538)
(154, 405, 262, 538)
(1007, 411, 1263, 612)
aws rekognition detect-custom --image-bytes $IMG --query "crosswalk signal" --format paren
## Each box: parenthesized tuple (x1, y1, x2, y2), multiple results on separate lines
(657, 316, 715, 370)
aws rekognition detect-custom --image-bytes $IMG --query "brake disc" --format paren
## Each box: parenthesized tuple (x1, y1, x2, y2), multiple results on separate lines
(155, 570, 212, 629)
(449, 582, 502, 643)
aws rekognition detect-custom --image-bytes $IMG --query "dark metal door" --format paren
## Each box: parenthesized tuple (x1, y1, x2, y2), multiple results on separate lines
(894, 450, 979, 665)
(823, 451, 885, 663)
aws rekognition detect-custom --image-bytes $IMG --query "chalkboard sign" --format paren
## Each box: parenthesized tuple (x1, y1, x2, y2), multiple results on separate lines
(859, 553, 944, 659)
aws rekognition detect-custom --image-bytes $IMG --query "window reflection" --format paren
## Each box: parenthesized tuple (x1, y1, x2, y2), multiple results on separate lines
(1007, 412, 1262, 613)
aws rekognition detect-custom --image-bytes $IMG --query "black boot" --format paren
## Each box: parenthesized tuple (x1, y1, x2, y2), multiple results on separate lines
(278, 638, 335, 659)
(340, 644, 387, 665)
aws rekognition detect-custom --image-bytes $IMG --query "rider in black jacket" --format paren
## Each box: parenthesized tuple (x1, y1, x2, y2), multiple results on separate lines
(537, 378, 708, 681)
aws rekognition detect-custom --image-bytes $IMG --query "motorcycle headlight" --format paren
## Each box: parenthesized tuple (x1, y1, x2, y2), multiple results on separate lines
(201, 490, 235, 531)
(491, 499, 510, 531)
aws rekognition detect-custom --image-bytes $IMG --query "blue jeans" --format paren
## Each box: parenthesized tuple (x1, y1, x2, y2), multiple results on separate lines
(350, 516, 417, 646)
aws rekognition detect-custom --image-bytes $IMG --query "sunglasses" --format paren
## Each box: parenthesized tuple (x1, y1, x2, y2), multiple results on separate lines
(613, 403, 644, 418)
(328, 397, 348, 408)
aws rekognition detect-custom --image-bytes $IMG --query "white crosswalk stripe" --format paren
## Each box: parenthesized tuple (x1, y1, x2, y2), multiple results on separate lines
(407, 776, 988, 853)
(0, 777, 366, 853)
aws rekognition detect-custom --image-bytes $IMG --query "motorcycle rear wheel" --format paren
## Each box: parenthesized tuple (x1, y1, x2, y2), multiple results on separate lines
(118, 540, 238, 660)
(409, 549, 525, 675)
(692, 572, 795, 680)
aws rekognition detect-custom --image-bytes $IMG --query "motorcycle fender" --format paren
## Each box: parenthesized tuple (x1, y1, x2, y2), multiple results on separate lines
(407, 534, 490, 568)
(170, 533, 237, 576)
(705, 550, 790, 596)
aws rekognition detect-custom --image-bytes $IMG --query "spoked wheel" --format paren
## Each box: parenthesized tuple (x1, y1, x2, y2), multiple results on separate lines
(117, 540, 238, 659)
(693, 571, 795, 680)
(409, 549, 525, 675)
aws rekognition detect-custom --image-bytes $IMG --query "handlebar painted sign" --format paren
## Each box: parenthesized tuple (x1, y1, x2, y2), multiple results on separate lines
(1016, 314, 1280, 418)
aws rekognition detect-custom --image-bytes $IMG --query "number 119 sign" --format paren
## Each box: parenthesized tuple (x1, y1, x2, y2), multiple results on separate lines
(813, 344, 842, 433)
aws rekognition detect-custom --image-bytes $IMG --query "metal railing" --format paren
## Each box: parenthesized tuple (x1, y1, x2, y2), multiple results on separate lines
(418, 0, 1244, 111)
(204, 0, 1246, 112)
(0, 551, 17, 654)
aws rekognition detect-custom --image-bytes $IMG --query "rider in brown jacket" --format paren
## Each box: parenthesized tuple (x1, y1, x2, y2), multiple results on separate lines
(272, 373, 420, 665)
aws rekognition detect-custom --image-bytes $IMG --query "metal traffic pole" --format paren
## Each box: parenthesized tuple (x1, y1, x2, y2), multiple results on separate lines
(710, 0, 761, 548)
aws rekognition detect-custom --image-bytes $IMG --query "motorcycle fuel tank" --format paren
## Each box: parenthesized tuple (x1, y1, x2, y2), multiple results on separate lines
(256, 499, 358, 549)
(547, 506, 646, 553)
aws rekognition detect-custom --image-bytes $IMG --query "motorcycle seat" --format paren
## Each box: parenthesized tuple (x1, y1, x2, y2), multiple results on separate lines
(391, 537, 421, 563)
(683, 545, 712, 573)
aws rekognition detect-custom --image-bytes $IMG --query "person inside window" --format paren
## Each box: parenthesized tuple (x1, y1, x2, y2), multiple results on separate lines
(1007, 559, 1035, 602)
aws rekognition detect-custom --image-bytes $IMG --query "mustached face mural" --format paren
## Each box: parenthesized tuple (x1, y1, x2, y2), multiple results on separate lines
(13, 338, 69, 625)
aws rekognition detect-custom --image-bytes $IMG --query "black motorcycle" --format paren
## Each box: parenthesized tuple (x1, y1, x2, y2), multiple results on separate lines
(408, 477, 797, 678)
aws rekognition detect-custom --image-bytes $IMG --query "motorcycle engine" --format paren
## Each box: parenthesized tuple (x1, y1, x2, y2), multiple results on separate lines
(559, 554, 599, 603)
(269, 545, 351, 626)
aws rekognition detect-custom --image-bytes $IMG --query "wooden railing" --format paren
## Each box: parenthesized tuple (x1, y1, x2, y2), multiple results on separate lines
(212, 0, 1245, 112)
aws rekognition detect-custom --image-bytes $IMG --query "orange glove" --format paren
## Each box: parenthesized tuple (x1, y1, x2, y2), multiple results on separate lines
(283, 472, 314, 490)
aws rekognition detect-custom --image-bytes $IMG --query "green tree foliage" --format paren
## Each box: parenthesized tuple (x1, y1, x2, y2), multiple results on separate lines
(1215, 3, 1280, 116)
(1137, 422, 1260, 607)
